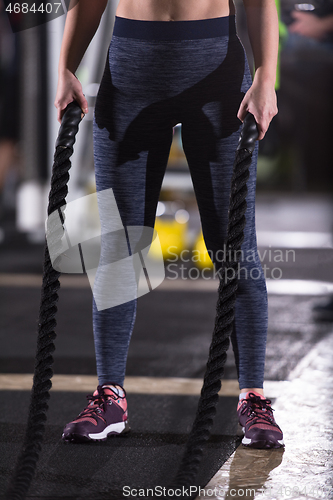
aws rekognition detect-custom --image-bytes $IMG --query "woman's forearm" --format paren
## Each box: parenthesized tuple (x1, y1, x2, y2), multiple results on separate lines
(237, 0, 279, 138)
(243, 0, 279, 86)
(58, 0, 109, 75)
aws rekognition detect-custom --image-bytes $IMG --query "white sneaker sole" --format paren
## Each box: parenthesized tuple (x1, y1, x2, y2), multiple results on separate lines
(241, 426, 284, 448)
(88, 420, 129, 440)
(242, 435, 284, 446)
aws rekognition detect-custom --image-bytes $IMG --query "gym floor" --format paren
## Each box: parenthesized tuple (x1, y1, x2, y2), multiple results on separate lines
(0, 193, 333, 499)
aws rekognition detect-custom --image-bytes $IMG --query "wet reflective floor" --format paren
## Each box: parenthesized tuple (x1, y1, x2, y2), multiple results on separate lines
(198, 332, 333, 500)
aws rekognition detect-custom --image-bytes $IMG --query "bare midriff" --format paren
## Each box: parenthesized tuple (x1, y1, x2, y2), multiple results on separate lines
(115, 0, 236, 21)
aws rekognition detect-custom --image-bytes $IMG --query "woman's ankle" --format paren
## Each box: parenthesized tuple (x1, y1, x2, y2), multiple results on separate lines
(239, 387, 264, 397)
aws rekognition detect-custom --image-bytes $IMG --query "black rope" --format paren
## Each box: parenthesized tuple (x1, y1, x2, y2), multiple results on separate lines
(170, 114, 259, 498)
(5, 103, 257, 500)
(6, 102, 82, 500)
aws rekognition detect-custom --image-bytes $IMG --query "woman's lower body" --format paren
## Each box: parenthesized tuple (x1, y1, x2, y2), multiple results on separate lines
(92, 15, 268, 391)
(62, 15, 284, 450)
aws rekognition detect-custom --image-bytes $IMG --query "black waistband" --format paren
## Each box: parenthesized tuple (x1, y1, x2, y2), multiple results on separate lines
(113, 15, 236, 41)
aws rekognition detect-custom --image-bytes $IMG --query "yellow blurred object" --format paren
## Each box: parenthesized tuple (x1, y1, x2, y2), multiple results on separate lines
(193, 231, 214, 269)
(152, 217, 188, 259)
(167, 125, 187, 167)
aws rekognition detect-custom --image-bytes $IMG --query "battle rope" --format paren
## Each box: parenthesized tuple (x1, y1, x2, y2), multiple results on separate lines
(170, 113, 258, 498)
(6, 101, 83, 500)
(5, 102, 257, 500)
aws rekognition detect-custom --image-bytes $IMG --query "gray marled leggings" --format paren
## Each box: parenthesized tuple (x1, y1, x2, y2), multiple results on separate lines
(92, 15, 268, 389)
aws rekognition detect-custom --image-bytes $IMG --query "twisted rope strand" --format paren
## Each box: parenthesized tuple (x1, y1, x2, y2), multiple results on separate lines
(171, 149, 253, 495)
(6, 146, 73, 500)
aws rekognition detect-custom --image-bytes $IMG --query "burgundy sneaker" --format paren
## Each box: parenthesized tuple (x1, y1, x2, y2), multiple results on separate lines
(237, 391, 284, 449)
(62, 384, 130, 443)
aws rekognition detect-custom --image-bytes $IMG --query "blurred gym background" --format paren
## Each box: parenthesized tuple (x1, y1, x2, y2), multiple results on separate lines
(0, 0, 332, 279)
(1, 0, 333, 497)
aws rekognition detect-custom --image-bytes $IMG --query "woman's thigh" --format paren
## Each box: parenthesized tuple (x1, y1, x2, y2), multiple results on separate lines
(93, 37, 178, 230)
(180, 36, 257, 266)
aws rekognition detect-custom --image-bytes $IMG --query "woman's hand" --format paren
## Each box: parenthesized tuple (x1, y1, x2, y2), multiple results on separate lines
(240, 0, 279, 140)
(54, 69, 88, 123)
(237, 75, 277, 140)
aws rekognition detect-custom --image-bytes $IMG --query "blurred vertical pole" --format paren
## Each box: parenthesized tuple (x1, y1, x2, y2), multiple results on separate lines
(57, 0, 118, 203)
(38, 20, 48, 183)
(16, 0, 119, 239)
(47, 0, 119, 196)
(16, 9, 48, 240)
(47, 2, 66, 203)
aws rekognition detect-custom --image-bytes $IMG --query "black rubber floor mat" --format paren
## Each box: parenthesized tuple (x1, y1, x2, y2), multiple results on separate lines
(0, 391, 240, 499)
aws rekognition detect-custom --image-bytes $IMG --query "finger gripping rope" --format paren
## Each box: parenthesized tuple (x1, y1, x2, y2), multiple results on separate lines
(6, 101, 82, 500)
(237, 112, 258, 153)
(55, 101, 83, 151)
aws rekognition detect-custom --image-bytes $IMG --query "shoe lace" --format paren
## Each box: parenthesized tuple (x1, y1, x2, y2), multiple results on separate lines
(240, 392, 278, 427)
(77, 385, 126, 422)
